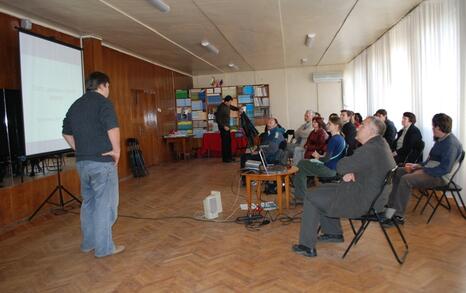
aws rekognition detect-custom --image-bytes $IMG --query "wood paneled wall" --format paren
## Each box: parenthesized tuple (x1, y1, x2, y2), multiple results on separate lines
(0, 11, 193, 228)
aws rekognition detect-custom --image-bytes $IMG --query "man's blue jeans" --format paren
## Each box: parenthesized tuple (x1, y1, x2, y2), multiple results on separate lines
(76, 161, 119, 257)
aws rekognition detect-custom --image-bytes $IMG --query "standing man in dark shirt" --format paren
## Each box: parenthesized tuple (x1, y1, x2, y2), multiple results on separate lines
(340, 110, 357, 156)
(216, 95, 240, 163)
(375, 109, 397, 147)
(62, 72, 124, 258)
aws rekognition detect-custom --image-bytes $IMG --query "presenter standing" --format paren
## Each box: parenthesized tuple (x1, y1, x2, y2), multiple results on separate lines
(216, 95, 240, 163)
(62, 71, 124, 258)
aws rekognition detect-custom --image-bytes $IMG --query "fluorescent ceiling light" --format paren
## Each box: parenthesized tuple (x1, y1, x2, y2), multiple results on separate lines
(305, 33, 316, 48)
(201, 40, 219, 54)
(228, 63, 239, 70)
(300, 58, 308, 64)
(148, 0, 170, 13)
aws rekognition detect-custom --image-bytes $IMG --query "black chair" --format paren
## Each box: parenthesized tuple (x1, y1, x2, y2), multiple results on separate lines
(284, 129, 295, 143)
(342, 167, 408, 264)
(414, 150, 465, 224)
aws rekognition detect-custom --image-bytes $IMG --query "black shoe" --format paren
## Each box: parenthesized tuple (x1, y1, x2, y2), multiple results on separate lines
(317, 234, 344, 243)
(292, 244, 317, 257)
(382, 216, 405, 228)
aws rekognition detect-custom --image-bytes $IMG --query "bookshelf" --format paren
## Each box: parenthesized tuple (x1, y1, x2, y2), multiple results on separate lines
(175, 84, 270, 138)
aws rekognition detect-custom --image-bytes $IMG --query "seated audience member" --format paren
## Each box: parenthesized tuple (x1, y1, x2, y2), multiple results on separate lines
(340, 110, 358, 155)
(375, 109, 397, 147)
(392, 112, 423, 164)
(241, 118, 285, 168)
(292, 116, 395, 257)
(292, 116, 346, 201)
(386, 113, 462, 226)
(286, 110, 314, 155)
(303, 117, 329, 159)
(259, 117, 285, 143)
(353, 113, 363, 128)
(293, 117, 328, 165)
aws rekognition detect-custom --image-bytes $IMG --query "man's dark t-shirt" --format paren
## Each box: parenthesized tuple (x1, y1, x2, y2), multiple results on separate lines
(62, 91, 119, 162)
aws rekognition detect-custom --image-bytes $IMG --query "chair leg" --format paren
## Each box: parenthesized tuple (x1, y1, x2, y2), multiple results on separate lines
(353, 220, 370, 245)
(348, 219, 357, 235)
(427, 191, 447, 224)
(342, 220, 369, 259)
(420, 190, 436, 214)
(451, 190, 466, 219)
(412, 190, 427, 212)
(378, 219, 408, 264)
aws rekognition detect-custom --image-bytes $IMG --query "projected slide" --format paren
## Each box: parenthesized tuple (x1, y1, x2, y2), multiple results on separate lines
(19, 31, 83, 156)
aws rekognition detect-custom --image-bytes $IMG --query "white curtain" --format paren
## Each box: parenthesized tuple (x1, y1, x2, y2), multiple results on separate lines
(345, 0, 465, 198)
(343, 51, 368, 117)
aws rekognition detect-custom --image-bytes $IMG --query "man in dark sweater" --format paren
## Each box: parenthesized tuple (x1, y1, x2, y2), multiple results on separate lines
(62, 72, 124, 258)
(386, 113, 463, 226)
(216, 95, 240, 162)
(375, 109, 397, 147)
(340, 110, 357, 156)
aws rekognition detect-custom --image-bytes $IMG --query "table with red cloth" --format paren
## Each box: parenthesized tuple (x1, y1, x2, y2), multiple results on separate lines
(198, 131, 248, 157)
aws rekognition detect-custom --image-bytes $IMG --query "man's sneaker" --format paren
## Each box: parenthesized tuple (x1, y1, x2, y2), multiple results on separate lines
(292, 244, 317, 257)
(382, 216, 405, 228)
(81, 247, 94, 253)
(317, 234, 344, 243)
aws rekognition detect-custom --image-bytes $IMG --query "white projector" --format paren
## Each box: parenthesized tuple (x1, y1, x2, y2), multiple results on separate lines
(203, 191, 222, 219)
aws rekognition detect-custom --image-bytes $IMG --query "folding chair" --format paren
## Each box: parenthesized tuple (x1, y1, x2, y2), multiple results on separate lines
(342, 167, 408, 264)
(415, 150, 465, 224)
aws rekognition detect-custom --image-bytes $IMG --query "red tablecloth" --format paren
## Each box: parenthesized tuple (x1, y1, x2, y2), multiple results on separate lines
(198, 132, 248, 157)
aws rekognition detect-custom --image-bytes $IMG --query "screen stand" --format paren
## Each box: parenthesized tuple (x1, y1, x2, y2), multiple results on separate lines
(29, 155, 81, 221)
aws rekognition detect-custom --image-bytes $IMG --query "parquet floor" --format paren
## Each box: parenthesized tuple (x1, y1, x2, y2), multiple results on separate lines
(1, 158, 466, 293)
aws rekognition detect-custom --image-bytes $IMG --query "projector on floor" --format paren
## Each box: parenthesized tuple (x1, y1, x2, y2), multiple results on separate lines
(203, 191, 222, 219)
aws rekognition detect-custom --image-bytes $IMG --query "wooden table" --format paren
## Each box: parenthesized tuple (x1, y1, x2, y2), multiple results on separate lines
(242, 166, 299, 214)
(163, 135, 193, 160)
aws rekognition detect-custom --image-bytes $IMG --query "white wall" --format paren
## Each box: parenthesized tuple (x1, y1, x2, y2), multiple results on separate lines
(193, 64, 344, 130)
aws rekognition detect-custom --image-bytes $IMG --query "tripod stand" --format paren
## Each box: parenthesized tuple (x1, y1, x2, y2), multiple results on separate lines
(29, 155, 81, 221)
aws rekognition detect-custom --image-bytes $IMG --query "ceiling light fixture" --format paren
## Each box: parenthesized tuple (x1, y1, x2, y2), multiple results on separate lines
(201, 40, 219, 54)
(148, 0, 170, 13)
(228, 63, 239, 70)
(300, 58, 308, 64)
(305, 33, 316, 48)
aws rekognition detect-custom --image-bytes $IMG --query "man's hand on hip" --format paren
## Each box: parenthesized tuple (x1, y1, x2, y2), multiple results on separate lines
(102, 150, 120, 166)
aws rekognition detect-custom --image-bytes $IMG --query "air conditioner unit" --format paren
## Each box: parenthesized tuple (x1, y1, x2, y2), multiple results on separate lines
(203, 191, 222, 219)
(312, 72, 343, 83)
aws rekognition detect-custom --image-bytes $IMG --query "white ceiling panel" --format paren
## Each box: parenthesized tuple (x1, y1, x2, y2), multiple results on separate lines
(320, 0, 423, 65)
(0, 0, 425, 75)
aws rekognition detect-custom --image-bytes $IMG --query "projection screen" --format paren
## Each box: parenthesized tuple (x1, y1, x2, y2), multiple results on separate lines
(19, 31, 83, 157)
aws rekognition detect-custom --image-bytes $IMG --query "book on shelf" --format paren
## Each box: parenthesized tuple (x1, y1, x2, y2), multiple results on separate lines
(176, 98, 191, 107)
(207, 95, 222, 104)
(253, 86, 268, 97)
(238, 95, 252, 104)
(192, 100, 203, 111)
(189, 89, 201, 100)
(253, 97, 270, 107)
(242, 85, 254, 95)
(177, 121, 193, 130)
(192, 111, 207, 120)
(193, 128, 207, 138)
(193, 120, 208, 128)
(206, 88, 214, 94)
(176, 89, 188, 99)
(214, 87, 222, 94)
(222, 86, 236, 97)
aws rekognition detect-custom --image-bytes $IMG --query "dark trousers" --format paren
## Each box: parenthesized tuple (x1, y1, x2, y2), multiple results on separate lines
(219, 127, 232, 162)
(388, 167, 445, 217)
(299, 184, 344, 249)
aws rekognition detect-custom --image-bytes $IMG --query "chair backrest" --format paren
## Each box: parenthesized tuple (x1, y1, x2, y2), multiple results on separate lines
(284, 129, 295, 142)
(367, 166, 398, 214)
(445, 150, 465, 185)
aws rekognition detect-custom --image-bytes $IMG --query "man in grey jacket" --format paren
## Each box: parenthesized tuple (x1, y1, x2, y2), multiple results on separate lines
(292, 116, 396, 257)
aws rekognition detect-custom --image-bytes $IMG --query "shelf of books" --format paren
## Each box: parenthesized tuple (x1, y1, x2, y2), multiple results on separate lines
(175, 84, 269, 138)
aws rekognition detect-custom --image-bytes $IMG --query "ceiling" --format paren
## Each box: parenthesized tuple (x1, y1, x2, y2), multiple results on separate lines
(0, 0, 424, 76)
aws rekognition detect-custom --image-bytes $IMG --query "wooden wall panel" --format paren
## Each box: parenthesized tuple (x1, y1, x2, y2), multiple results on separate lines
(0, 12, 20, 89)
(0, 11, 192, 228)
